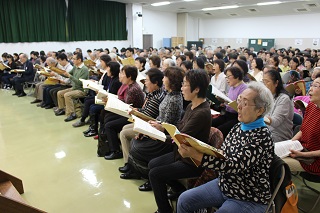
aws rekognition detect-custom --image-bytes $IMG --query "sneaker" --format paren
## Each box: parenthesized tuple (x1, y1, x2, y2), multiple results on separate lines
(72, 120, 86, 127)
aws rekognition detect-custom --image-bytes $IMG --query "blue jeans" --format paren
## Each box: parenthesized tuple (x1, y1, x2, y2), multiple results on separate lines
(177, 178, 267, 213)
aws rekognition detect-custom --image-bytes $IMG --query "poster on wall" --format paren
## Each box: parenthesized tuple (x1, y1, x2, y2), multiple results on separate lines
(236, 38, 243, 44)
(251, 40, 256, 44)
(312, 39, 319, 46)
(295, 39, 303, 46)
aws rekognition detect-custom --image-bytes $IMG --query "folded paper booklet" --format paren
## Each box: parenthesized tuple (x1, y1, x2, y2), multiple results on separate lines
(209, 85, 238, 111)
(285, 80, 306, 96)
(132, 115, 166, 141)
(294, 100, 308, 111)
(84, 59, 96, 67)
(95, 96, 105, 105)
(274, 140, 303, 159)
(0, 62, 10, 70)
(131, 110, 156, 122)
(161, 123, 225, 159)
(49, 66, 67, 76)
(121, 57, 135, 66)
(79, 79, 103, 91)
(37, 70, 51, 77)
(96, 90, 118, 100)
(104, 95, 131, 118)
(11, 69, 25, 73)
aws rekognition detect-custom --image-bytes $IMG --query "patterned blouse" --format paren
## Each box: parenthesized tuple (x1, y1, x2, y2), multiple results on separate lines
(201, 123, 274, 205)
(157, 91, 183, 125)
(138, 88, 166, 119)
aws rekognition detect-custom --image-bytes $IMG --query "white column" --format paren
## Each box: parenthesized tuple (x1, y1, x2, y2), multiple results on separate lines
(126, 3, 143, 48)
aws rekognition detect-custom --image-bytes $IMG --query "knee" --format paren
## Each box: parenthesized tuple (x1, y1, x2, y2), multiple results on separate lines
(64, 92, 72, 99)
(177, 192, 190, 212)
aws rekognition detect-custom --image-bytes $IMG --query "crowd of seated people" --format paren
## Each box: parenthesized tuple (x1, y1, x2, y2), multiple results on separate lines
(1, 44, 320, 213)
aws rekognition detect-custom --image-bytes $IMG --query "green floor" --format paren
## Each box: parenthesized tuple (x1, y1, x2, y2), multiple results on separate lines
(0, 88, 319, 213)
(0, 89, 156, 213)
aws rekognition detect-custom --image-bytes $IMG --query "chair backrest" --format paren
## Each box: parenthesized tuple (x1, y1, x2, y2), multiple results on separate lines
(265, 155, 292, 213)
(190, 127, 224, 188)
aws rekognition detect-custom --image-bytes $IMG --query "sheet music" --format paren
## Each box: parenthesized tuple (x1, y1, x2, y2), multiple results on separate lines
(211, 85, 232, 103)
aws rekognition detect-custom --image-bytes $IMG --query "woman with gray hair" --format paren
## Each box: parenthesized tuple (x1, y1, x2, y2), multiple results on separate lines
(177, 81, 275, 213)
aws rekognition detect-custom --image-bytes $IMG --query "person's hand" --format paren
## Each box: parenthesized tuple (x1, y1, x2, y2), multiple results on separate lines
(265, 116, 272, 125)
(178, 144, 200, 158)
(289, 149, 306, 159)
(101, 96, 108, 103)
(128, 108, 138, 115)
(49, 72, 55, 76)
(63, 71, 70, 78)
(149, 121, 164, 131)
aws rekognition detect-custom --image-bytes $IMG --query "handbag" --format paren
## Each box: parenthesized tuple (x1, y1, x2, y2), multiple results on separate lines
(281, 181, 298, 213)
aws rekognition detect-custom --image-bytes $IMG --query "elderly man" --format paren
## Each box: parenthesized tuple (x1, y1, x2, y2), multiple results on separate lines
(12, 53, 34, 97)
(30, 57, 62, 105)
(55, 52, 89, 122)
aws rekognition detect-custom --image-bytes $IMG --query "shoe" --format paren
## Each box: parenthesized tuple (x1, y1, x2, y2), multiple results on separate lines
(30, 99, 41, 104)
(167, 188, 185, 200)
(53, 107, 59, 111)
(118, 163, 130, 173)
(139, 180, 152, 191)
(84, 130, 97, 137)
(93, 135, 99, 140)
(83, 127, 92, 134)
(104, 151, 123, 160)
(18, 93, 27, 97)
(45, 105, 54, 109)
(120, 171, 141, 180)
(64, 113, 77, 122)
(12, 92, 20, 96)
(36, 102, 43, 107)
(40, 103, 47, 108)
(55, 109, 65, 116)
(72, 120, 86, 127)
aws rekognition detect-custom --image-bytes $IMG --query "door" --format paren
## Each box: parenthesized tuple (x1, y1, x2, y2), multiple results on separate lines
(143, 34, 153, 49)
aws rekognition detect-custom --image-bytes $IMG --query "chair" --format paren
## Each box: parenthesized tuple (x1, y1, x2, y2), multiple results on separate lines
(292, 113, 303, 131)
(298, 172, 320, 213)
(265, 155, 291, 213)
(24, 68, 39, 95)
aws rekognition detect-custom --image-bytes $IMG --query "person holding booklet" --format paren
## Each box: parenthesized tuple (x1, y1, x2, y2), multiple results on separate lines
(211, 66, 247, 138)
(102, 65, 144, 160)
(148, 69, 212, 213)
(177, 82, 275, 213)
(262, 70, 294, 142)
(120, 66, 184, 190)
(283, 73, 320, 175)
(118, 68, 166, 173)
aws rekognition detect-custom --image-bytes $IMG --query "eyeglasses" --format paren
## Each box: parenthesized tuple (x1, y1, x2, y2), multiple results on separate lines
(225, 75, 233, 79)
(310, 84, 320, 89)
(236, 97, 256, 107)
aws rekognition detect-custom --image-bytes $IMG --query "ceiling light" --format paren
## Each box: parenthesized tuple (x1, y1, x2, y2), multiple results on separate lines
(202, 5, 240, 11)
(257, 1, 282, 6)
(151, 1, 171, 6)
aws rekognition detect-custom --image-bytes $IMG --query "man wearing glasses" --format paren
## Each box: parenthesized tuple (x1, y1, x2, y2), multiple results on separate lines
(55, 52, 89, 122)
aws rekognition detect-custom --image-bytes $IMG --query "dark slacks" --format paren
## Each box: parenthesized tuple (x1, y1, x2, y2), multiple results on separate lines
(211, 111, 238, 139)
(104, 112, 130, 152)
(49, 85, 70, 107)
(81, 96, 95, 122)
(149, 152, 204, 213)
(12, 76, 32, 94)
(43, 84, 61, 105)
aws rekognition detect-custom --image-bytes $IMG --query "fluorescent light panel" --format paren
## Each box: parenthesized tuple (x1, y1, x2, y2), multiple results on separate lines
(202, 5, 240, 11)
(151, 1, 171, 6)
(257, 1, 282, 6)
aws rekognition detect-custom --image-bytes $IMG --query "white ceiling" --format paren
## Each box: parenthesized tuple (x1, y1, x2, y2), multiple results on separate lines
(111, 0, 320, 18)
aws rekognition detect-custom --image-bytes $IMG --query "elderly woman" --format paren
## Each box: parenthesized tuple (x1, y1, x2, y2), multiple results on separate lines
(177, 81, 275, 213)
(211, 66, 247, 138)
(284, 73, 320, 175)
(149, 69, 211, 213)
(263, 70, 294, 142)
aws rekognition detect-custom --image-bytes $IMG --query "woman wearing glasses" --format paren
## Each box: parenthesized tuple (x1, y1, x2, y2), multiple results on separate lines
(262, 70, 294, 142)
(211, 66, 247, 138)
(177, 82, 275, 213)
(284, 73, 320, 175)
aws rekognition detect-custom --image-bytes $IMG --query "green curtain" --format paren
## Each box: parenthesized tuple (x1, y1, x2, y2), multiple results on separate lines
(0, 0, 67, 42)
(67, 0, 127, 41)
